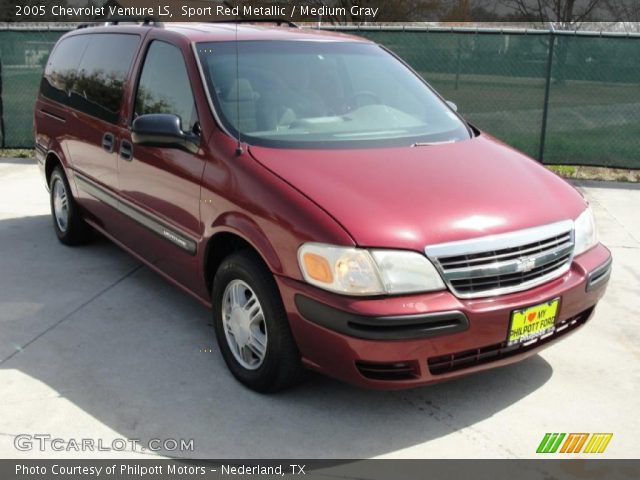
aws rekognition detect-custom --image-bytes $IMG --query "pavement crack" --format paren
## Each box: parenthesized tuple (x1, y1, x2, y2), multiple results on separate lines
(393, 393, 520, 458)
(0, 264, 142, 366)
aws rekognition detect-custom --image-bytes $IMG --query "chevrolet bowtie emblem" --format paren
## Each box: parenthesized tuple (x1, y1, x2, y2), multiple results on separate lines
(516, 256, 536, 273)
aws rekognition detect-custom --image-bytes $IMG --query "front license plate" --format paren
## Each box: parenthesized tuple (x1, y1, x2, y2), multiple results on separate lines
(507, 298, 560, 346)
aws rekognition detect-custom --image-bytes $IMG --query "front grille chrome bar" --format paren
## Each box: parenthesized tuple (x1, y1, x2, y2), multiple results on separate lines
(425, 220, 575, 299)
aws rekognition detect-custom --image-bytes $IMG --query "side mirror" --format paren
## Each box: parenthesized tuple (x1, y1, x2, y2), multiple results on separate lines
(446, 100, 458, 112)
(131, 114, 199, 152)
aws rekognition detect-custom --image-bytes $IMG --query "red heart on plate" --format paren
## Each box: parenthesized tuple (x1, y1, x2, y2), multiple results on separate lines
(527, 312, 537, 322)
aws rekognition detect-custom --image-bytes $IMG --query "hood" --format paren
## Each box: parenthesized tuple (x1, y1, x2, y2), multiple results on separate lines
(249, 134, 587, 251)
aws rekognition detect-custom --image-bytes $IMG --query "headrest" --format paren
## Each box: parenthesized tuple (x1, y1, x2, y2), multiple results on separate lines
(225, 79, 260, 102)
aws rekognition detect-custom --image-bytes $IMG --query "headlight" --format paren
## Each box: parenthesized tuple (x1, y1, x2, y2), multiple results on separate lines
(574, 206, 598, 256)
(298, 243, 445, 296)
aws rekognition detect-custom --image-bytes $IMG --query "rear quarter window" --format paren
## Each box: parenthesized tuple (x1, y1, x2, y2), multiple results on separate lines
(40, 35, 89, 105)
(40, 33, 140, 123)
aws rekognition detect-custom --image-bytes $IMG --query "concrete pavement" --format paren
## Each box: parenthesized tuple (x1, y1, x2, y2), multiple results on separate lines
(0, 158, 638, 459)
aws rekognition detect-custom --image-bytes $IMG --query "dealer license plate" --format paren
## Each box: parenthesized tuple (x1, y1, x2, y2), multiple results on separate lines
(507, 298, 560, 346)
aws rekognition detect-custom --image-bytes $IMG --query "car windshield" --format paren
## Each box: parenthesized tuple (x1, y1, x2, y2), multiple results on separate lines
(196, 40, 471, 149)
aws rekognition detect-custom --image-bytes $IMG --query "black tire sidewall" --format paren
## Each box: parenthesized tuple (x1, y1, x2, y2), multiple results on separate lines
(212, 252, 299, 392)
(49, 167, 89, 245)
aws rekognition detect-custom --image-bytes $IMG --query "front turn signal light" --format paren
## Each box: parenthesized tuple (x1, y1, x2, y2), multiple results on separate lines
(302, 252, 333, 284)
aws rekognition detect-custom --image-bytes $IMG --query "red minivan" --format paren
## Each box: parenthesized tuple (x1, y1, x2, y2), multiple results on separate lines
(34, 21, 612, 392)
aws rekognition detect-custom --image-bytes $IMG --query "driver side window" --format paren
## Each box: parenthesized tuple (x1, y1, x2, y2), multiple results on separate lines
(135, 41, 198, 132)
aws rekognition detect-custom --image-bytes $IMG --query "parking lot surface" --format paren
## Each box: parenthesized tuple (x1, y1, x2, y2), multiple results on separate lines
(1, 158, 638, 459)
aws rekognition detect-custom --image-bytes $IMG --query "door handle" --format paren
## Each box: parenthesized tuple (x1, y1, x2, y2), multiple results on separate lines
(102, 132, 114, 153)
(119, 140, 133, 161)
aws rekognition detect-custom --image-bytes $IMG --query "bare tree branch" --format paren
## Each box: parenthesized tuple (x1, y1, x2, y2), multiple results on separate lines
(498, 0, 604, 27)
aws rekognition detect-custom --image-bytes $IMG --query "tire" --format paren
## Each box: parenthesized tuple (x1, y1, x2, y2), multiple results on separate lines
(49, 166, 92, 245)
(212, 251, 302, 392)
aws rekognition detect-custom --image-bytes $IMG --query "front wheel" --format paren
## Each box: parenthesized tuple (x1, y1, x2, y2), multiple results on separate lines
(212, 251, 302, 392)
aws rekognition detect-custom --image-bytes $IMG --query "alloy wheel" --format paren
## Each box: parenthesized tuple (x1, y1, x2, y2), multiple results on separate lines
(221, 279, 268, 370)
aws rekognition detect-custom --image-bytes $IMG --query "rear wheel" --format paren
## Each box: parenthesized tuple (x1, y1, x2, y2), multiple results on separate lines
(212, 251, 302, 392)
(49, 166, 91, 245)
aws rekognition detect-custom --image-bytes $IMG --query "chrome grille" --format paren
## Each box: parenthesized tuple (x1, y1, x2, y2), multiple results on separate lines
(425, 221, 574, 299)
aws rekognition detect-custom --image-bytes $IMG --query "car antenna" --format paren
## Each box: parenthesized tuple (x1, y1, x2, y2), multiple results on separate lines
(234, 21, 243, 156)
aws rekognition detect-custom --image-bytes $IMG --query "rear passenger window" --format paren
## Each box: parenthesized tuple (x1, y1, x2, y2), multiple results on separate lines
(40, 33, 139, 124)
(135, 41, 197, 132)
(72, 34, 139, 123)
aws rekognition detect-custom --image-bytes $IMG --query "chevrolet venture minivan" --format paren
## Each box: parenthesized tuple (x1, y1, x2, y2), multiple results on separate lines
(35, 21, 612, 392)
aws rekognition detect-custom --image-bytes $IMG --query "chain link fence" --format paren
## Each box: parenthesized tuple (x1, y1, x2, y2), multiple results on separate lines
(0, 27, 67, 148)
(0, 25, 638, 168)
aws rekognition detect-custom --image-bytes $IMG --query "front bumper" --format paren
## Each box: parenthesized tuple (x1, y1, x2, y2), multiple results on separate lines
(276, 243, 612, 389)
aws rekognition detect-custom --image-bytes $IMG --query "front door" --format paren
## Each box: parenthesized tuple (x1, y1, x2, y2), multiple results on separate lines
(115, 39, 206, 293)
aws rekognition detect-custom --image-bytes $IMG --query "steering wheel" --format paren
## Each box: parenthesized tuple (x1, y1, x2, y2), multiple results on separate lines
(346, 91, 381, 111)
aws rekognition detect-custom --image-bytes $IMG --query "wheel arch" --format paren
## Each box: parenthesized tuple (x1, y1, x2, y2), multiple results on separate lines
(44, 151, 63, 187)
(203, 221, 284, 296)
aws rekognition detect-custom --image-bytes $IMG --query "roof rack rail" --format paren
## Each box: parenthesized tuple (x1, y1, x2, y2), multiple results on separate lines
(212, 18, 298, 28)
(77, 16, 163, 29)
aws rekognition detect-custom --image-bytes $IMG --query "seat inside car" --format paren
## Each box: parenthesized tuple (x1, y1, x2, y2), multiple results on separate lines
(221, 78, 260, 133)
